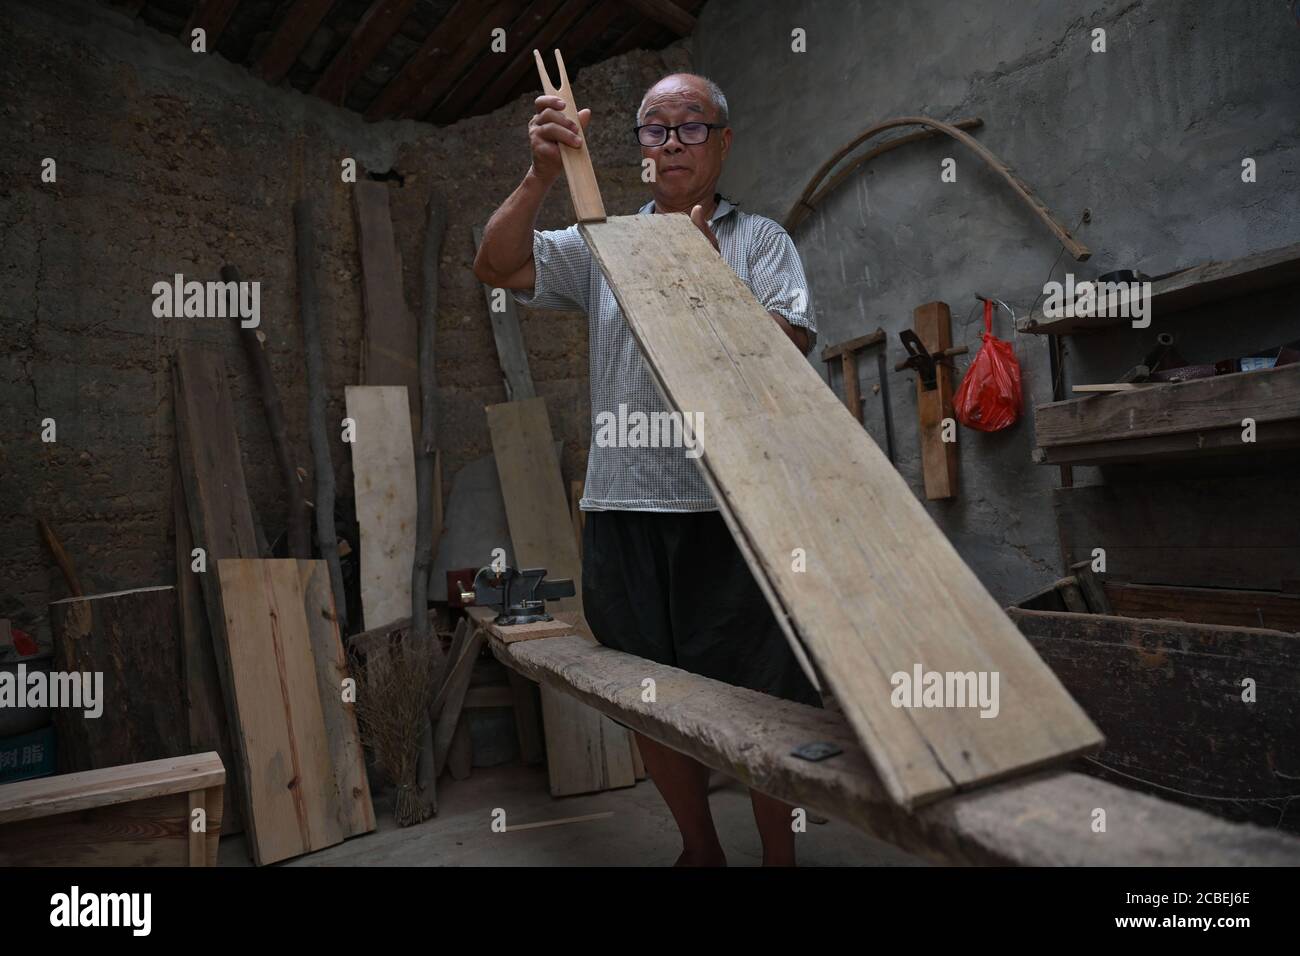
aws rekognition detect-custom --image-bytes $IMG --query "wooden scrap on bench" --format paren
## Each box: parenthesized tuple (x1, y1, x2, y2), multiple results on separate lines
(0, 753, 225, 867)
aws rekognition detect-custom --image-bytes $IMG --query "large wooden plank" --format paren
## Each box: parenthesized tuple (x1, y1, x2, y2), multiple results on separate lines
(1034, 363, 1300, 449)
(354, 180, 420, 438)
(217, 559, 344, 865)
(474, 225, 536, 401)
(299, 560, 375, 838)
(483, 614, 1300, 865)
(485, 398, 636, 796)
(47, 587, 187, 775)
(1010, 608, 1300, 831)
(1054, 477, 1300, 591)
(581, 213, 1103, 808)
(346, 385, 418, 631)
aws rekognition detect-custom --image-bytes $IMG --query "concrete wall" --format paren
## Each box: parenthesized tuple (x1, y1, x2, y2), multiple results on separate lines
(693, 0, 1300, 601)
(0, 0, 687, 640)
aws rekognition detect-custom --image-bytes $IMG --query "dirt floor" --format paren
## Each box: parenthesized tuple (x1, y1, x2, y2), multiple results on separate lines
(218, 763, 927, 867)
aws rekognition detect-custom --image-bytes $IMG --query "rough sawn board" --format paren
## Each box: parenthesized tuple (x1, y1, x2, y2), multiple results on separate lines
(580, 212, 1103, 808)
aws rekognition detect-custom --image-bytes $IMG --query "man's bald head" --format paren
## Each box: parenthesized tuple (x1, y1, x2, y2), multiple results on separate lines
(637, 73, 729, 126)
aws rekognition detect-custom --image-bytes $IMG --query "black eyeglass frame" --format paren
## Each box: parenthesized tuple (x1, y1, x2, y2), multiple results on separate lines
(632, 122, 728, 146)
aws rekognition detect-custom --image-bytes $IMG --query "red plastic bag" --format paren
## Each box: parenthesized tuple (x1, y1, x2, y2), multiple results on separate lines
(955, 299, 1022, 432)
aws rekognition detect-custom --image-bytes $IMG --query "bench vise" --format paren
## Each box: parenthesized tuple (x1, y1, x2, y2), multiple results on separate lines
(459, 566, 575, 625)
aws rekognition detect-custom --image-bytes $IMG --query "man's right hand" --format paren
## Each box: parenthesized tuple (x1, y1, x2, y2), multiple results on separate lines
(529, 95, 592, 184)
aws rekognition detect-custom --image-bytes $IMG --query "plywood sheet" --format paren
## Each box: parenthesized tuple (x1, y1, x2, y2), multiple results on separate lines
(346, 385, 418, 631)
(581, 213, 1102, 808)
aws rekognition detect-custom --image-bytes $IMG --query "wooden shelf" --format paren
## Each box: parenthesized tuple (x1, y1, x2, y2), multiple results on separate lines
(1033, 362, 1300, 465)
(1019, 241, 1300, 335)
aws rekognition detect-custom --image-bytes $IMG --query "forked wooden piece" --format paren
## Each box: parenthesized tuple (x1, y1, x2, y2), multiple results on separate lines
(533, 49, 606, 223)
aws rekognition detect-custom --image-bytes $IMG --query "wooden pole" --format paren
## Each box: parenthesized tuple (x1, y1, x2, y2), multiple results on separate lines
(411, 195, 447, 645)
(413, 196, 447, 802)
(223, 264, 311, 559)
(293, 199, 348, 633)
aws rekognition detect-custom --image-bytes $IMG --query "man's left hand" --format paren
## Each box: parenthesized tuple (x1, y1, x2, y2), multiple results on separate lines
(690, 204, 720, 253)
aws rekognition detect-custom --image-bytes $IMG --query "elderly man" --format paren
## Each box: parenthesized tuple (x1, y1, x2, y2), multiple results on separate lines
(474, 73, 820, 866)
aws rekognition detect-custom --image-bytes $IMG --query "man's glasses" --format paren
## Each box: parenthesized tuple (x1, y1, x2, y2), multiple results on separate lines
(633, 123, 727, 147)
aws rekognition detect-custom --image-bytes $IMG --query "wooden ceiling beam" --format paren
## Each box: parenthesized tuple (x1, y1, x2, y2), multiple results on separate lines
(183, 0, 241, 47)
(254, 0, 338, 84)
(396, 0, 529, 120)
(606, 0, 698, 56)
(425, 0, 564, 124)
(501, 0, 624, 102)
(367, 0, 519, 120)
(618, 0, 694, 36)
(312, 0, 418, 105)
(467, 0, 596, 118)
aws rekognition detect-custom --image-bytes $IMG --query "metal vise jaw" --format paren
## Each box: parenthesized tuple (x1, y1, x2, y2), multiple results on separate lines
(460, 566, 575, 625)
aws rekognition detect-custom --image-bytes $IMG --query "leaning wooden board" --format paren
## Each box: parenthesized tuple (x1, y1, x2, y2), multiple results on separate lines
(217, 558, 345, 865)
(299, 560, 376, 838)
(346, 385, 418, 631)
(354, 179, 420, 439)
(486, 398, 636, 796)
(173, 347, 260, 836)
(580, 213, 1103, 808)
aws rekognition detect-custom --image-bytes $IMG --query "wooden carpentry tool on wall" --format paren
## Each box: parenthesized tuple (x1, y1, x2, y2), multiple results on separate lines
(821, 329, 896, 462)
(538, 51, 1101, 809)
(895, 302, 966, 500)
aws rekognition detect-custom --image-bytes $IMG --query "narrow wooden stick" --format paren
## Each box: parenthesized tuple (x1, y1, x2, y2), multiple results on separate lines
(223, 264, 311, 559)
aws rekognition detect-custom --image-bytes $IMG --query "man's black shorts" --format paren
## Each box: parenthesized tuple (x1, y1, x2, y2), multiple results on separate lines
(581, 509, 822, 708)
